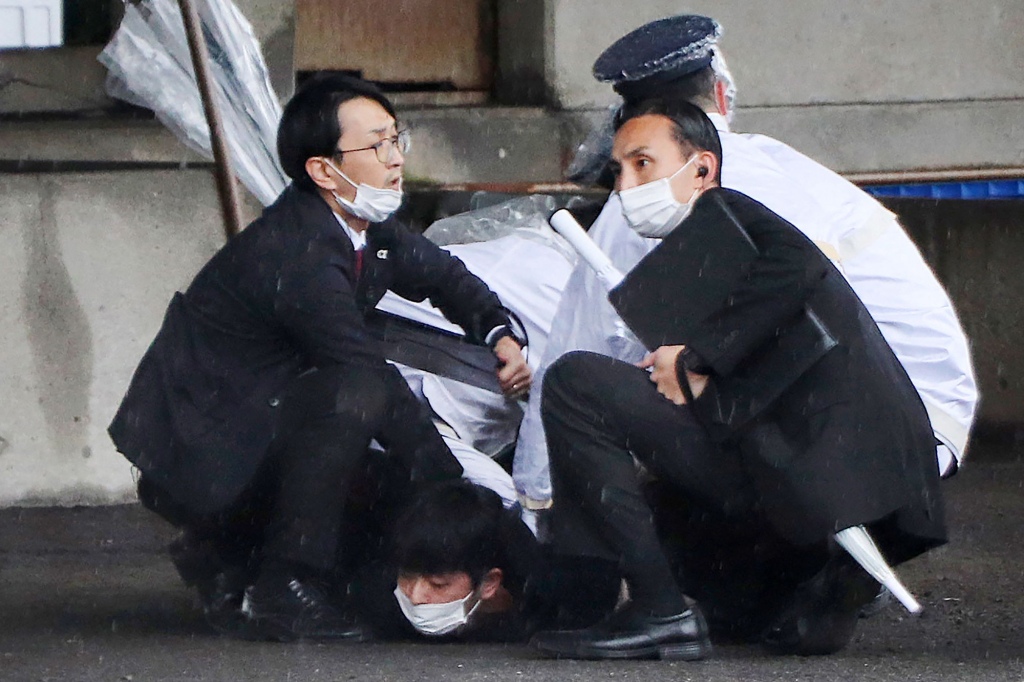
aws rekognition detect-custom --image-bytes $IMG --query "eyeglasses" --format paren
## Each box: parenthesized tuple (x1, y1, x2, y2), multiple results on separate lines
(336, 129, 411, 164)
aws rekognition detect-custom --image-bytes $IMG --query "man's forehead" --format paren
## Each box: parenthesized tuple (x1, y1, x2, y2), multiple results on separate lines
(612, 115, 675, 159)
(399, 569, 472, 582)
(612, 143, 652, 163)
(337, 97, 397, 136)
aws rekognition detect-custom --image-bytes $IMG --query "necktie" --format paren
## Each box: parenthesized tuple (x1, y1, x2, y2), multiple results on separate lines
(355, 248, 364, 280)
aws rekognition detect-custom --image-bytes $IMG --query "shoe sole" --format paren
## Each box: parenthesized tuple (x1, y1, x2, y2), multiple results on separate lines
(657, 640, 713, 661)
(235, 616, 371, 643)
(533, 639, 712, 661)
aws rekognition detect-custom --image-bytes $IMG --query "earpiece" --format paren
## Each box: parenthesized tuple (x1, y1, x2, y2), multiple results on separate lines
(697, 166, 709, 178)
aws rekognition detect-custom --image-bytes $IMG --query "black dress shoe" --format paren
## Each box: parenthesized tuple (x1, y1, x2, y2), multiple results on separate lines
(761, 552, 880, 656)
(240, 571, 369, 642)
(530, 605, 712, 661)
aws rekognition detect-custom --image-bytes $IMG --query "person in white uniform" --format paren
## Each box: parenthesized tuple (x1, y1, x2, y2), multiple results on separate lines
(512, 14, 978, 511)
(377, 227, 576, 522)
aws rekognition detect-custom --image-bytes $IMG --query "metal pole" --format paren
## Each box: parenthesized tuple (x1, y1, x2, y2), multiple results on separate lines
(846, 166, 1024, 187)
(177, 0, 243, 240)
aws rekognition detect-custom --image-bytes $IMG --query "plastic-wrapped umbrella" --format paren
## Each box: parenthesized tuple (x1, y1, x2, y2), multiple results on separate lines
(98, 0, 288, 217)
(835, 525, 923, 614)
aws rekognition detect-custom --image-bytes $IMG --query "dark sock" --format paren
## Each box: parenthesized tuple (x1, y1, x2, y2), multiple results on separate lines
(600, 484, 688, 618)
(624, 556, 688, 617)
(546, 554, 622, 628)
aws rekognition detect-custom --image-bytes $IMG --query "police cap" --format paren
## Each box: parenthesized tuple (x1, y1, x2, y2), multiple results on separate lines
(593, 15, 722, 101)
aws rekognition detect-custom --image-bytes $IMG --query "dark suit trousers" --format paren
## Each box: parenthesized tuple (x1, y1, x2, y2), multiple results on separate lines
(541, 351, 758, 614)
(141, 361, 458, 577)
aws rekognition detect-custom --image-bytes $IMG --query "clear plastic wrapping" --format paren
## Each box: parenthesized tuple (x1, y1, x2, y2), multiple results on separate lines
(99, 0, 287, 206)
(424, 194, 579, 265)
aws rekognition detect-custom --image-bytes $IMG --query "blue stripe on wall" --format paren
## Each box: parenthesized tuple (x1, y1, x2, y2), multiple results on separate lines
(866, 180, 1024, 200)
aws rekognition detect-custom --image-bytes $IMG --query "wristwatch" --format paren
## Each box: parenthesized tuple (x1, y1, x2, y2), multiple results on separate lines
(487, 325, 527, 351)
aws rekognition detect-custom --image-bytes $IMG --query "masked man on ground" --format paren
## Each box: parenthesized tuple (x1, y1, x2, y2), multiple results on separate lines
(513, 15, 978, 516)
(108, 73, 530, 642)
(345, 480, 619, 642)
(529, 99, 945, 660)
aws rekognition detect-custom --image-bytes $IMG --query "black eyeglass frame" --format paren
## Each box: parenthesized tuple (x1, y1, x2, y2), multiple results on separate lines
(335, 129, 411, 164)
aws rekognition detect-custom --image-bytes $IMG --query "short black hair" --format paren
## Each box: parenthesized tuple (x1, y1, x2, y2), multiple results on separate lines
(614, 98, 723, 182)
(391, 481, 517, 589)
(276, 72, 397, 189)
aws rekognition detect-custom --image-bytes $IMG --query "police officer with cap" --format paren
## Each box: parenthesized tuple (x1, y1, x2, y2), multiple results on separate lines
(514, 13, 976, 519)
(594, 14, 732, 107)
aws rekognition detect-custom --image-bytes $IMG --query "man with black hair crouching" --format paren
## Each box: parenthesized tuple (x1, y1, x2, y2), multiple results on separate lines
(109, 73, 530, 642)
(347, 480, 620, 642)
(529, 99, 945, 660)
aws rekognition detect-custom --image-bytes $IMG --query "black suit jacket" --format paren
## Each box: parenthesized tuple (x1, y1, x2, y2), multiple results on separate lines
(109, 184, 509, 514)
(675, 189, 945, 557)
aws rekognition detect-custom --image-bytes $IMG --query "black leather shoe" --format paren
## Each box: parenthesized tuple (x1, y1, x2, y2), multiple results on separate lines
(530, 606, 712, 661)
(761, 553, 880, 656)
(240, 571, 369, 642)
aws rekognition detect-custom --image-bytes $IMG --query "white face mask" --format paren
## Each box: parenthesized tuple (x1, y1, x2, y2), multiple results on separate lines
(393, 585, 482, 637)
(618, 155, 702, 238)
(323, 159, 403, 223)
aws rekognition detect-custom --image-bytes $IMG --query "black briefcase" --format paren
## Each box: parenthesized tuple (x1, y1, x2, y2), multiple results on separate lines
(365, 311, 502, 394)
(608, 189, 836, 426)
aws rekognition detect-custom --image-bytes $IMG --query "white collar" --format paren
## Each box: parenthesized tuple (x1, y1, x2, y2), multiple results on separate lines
(706, 111, 731, 134)
(333, 212, 367, 251)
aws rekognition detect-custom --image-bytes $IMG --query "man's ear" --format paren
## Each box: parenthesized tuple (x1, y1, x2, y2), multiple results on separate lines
(696, 150, 719, 187)
(305, 156, 339, 192)
(478, 568, 504, 601)
(713, 80, 730, 119)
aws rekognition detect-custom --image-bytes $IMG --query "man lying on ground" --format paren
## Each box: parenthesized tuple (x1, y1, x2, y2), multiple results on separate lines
(346, 480, 620, 641)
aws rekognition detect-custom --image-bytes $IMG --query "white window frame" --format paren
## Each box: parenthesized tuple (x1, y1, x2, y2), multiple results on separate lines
(0, 0, 63, 49)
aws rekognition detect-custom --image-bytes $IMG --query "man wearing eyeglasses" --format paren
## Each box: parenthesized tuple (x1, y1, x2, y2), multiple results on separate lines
(109, 73, 531, 642)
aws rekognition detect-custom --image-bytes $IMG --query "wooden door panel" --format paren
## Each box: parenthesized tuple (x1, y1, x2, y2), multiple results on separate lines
(295, 0, 493, 90)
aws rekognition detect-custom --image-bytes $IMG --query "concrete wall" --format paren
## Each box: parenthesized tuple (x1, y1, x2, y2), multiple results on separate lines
(548, 0, 1024, 108)
(546, 0, 1024, 173)
(894, 198, 1024, 428)
(0, 170, 226, 506)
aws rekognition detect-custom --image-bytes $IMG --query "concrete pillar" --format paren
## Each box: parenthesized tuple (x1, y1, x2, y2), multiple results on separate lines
(494, 0, 550, 105)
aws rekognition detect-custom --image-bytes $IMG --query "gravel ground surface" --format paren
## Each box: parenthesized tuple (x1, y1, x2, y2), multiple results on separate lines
(1, 450, 1022, 682)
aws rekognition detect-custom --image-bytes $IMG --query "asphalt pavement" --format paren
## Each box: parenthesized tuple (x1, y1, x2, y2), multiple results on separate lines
(1, 447, 1022, 682)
